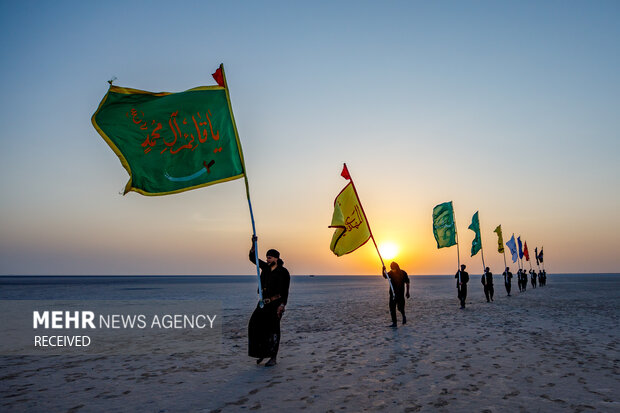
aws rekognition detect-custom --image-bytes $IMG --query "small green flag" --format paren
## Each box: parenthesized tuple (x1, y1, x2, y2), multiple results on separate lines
(432, 201, 456, 249)
(92, 70, 245, 196)
(494, 225, 505, 253)
(468, 211, 482, 257)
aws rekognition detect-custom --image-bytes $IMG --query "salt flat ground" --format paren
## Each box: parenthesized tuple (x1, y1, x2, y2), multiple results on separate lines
(1, 275, 618, 412)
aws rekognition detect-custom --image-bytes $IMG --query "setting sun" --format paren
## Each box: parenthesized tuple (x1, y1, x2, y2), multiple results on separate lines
(379, 242, 399, 260)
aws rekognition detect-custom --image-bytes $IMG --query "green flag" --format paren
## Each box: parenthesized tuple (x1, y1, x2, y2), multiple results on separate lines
(432, 201, 456, 249)
(468, 211, 482, 257)
(92, 69, 245, 195)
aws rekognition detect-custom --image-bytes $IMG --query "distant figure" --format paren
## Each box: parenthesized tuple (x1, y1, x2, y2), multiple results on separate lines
(383, 261, 410, 327)
(530, 269, 537, 288)
(248, 236, 291, 367)
(503, 267, 513, 296)
(455, 264, 470, 309)
(521, 269, 527, 292)
(542, 269, 547, 286)
(538, 270, 543, 286)
(481, 267, 494, 302)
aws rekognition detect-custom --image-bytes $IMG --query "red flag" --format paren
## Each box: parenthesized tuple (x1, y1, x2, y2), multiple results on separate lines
(212, 67, 225, 87)
(341, 164, 351, 180)
(523, 241, 530, 261)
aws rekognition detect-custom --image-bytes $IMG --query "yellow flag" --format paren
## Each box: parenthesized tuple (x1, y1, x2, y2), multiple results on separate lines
(494, 225, 505, 253)
(329, 182, 371, 256)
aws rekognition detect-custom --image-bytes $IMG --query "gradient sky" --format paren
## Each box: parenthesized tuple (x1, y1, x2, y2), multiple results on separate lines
(0, 1, 618, 276)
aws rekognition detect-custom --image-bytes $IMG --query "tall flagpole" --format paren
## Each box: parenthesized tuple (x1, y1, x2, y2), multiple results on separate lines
(219, 64, 263, 307)
(479, 215, 486, 273)
(344, 163, 395, 295)
(453, 207, 461, 285)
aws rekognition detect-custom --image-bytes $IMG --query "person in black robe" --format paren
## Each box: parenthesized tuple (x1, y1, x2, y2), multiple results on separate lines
(481, 267, 494, 302)
(455, 264, 469, 309)
(383, 261, 410, 327)
(503, 267, 513, 296)
(248, 236, 290, 367)
(530, 269, 537, 288)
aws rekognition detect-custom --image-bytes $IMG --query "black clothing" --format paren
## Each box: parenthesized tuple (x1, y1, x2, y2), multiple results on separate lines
(503, 270, 513, 296)
(248, 251, 291, 359)
(530, 271, 537, 288)
(387, 270, 410, 324)
(389, 295, 405, 324)
(387, 270, 410, 298)
(455, 270, 469, 308)
(481, 270, 494, 302)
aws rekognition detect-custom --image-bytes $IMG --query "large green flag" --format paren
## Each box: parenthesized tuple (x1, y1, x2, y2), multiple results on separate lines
(92, 68, 245, 195)
(432, 201, 456, 249)
(468, 211, 482, 257)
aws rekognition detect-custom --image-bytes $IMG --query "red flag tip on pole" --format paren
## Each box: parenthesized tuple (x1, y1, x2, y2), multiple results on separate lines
(341, 163, 351, 180)
(212, 66, 225, 88)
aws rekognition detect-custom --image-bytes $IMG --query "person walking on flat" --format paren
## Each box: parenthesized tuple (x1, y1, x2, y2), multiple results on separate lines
(503, 267, 513, 296)
(248, 236, 290, 367)
(455, 264, 470, 309)
(481, 266, 494, 302)
(530, 269, 537, 288)
(383, 261, 410, 327)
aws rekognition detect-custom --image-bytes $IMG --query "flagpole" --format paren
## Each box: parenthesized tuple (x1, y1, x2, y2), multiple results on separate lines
(219, 64, 264, 307)
(344, 163, 395, 295)
(479, 215, 486, 273)
(453, 207, 461, 284)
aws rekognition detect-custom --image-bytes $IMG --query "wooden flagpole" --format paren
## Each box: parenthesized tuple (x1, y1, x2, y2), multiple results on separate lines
(453, 206, 462, 285)
(479, 214, 486, 273)
(344, 163, 395, 295)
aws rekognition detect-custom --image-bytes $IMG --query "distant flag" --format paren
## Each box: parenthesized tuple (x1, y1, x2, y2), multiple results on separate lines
(468, 211, 482, 257)
(506, 234, 518, 263)
(538, 247, 544, 263)
(535, 247, 540, 265)
(92, 65, 245, 196)
(517, 236, 524, 259)
(329, 165, 371, 256)
(494, 225, 505, 253)
(523, 241, 530, 261)
(432, 202, 457, 249)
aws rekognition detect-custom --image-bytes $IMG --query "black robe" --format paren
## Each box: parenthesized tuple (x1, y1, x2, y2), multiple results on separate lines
(248, 251, 290, 359)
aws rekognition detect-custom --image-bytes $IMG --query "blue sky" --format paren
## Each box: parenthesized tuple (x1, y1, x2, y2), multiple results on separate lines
(0, 1, 618, 275)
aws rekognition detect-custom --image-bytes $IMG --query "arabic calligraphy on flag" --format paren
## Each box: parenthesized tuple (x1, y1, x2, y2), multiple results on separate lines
(329, 182, 371, 256)
(92, 82, 245, 196)
(432, 201, 457, 249)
